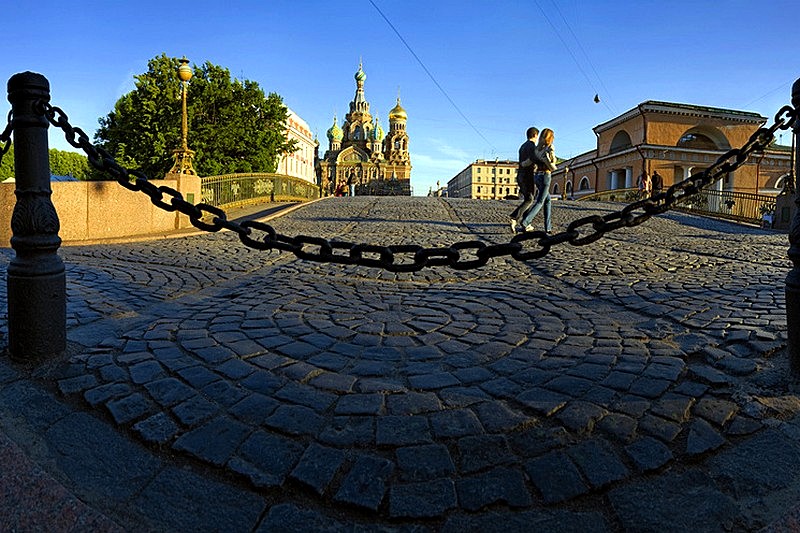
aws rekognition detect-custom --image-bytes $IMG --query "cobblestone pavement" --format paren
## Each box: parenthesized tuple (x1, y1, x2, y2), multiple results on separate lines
(2, 196, 800, 532)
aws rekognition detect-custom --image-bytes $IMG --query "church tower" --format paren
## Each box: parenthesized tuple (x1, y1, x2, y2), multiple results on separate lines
(317, 61, 412, 196)
(385, 97, 410, 171)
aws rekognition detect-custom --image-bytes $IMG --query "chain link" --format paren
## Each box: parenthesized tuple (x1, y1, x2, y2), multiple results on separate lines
(38, 100, 797, 272)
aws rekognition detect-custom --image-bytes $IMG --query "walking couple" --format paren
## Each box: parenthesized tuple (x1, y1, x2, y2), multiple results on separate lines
(509, 126, 557, 233)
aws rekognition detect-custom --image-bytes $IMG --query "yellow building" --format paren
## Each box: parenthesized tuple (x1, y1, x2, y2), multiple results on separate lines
(447, 159, 519, 199)
(554, 100, 791, 199)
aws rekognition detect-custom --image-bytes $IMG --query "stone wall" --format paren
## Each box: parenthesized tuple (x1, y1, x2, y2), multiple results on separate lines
(0, 174, 201, 246)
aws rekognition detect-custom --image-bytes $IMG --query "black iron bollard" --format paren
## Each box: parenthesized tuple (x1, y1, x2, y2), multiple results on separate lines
(786, 78, 800, 374)
(6, 72, 66, 360)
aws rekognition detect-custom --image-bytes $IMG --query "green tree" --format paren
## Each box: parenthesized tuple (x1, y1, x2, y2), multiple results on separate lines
(0, 144, 13, 181)
(0, 144, 104, 181)
(49, 149, 93, 180)
(95, 54, 295, 178)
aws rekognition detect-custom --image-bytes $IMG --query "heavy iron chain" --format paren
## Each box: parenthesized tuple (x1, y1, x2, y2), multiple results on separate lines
(37, 100, 797, 272)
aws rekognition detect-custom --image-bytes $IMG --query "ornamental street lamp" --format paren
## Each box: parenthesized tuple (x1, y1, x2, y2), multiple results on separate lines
(170, 56, 196, 175)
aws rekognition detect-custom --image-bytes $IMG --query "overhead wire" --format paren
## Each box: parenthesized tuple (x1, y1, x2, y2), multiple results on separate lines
(741, 79, 793, 109)
(532, 0, 615, 116)
(550, 1, 617, 115)
(367, 0, 497, 152)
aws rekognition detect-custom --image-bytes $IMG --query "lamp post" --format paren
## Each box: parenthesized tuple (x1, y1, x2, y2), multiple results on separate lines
(170, 57, 196, 175)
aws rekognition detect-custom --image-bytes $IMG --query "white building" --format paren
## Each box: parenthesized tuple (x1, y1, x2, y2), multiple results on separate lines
(278, 108, 317, 184)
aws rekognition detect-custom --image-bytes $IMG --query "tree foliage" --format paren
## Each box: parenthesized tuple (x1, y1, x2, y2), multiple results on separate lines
(49, 149, 94, 179)
(0, 145, 97, 181)
(95, 53, 296, 178)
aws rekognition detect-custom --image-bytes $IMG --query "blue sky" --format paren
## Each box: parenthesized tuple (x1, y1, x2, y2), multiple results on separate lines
(3, 0, 798, 195)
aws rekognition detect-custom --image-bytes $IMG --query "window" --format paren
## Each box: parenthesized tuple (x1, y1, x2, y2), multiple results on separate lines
(677, 133, 718, 150)
(609, 131, 632, 154)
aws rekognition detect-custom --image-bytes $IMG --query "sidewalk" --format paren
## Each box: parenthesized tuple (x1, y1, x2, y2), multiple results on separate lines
(2, 196, 800, 531)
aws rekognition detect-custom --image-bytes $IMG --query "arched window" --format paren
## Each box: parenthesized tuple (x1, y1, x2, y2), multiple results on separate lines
(553, 183, 560, 195)
(677, 133, 717, 150)
(579, 176, 591, 191)
(610, 131, 632, 154)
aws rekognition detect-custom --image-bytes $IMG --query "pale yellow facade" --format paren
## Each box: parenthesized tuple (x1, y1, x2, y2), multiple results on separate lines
(447, 159, 519, 199)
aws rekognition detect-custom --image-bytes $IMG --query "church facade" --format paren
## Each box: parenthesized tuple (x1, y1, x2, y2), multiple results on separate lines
(317, 63, 412, 196)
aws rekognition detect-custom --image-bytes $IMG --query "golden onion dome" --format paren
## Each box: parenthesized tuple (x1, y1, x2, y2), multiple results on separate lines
(388, 98, 407, 122)
(326, 115, 343, 142)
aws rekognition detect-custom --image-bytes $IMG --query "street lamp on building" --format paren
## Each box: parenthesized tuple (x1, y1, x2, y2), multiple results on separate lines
(170, 56, 196, 175)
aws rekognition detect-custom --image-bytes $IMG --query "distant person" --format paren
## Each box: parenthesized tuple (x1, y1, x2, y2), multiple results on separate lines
(520, 128, 557, 233)
(637, 172, 651, 199)
(509, 126, 539, 232)
(651, 170, 664, 196)
(347, 171, 356, 197)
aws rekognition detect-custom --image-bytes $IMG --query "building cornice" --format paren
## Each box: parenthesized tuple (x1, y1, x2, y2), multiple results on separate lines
(594, 100, 766, 134)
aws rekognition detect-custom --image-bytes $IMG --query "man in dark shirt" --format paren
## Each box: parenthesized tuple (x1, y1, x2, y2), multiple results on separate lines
(651, 170, 664, 195)
(509, 127, 539, 232)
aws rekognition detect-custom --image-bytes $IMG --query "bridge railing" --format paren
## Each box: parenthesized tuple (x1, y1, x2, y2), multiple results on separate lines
(676, 189, 776, 225)
(578, 187, 777, 226)
(201, 172, 320, 209)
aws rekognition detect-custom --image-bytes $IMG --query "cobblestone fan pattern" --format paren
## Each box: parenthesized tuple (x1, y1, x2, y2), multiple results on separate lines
(2, 196, 799, 530)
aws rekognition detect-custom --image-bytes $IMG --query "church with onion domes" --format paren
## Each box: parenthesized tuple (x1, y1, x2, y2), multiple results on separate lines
(317, 62, 411, 196)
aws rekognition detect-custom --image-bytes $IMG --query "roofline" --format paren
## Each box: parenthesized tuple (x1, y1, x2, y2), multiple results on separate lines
(594, 100, 767, 134)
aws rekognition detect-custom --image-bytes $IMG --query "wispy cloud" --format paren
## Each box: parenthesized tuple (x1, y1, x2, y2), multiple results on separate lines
(426, 138, 471, 161)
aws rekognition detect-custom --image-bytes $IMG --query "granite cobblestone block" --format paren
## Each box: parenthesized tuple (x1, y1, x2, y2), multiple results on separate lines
(289, 442, 346, 495)
(172, 416, 250, 466)
(334, 454, 394, 511)
(456, 467, 532, 511)
(389, 479, 457, 518)
(395, 443, 456, 481)
(526, 451, 589, 503)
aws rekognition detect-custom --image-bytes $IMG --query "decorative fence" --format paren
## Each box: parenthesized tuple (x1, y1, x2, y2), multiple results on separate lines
(677, 189, 776, 225)
(578, 187, 777, 226)
(201, 172, 320, 209)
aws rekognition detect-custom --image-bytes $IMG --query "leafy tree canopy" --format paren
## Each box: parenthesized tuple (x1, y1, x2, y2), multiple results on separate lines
(0, 145, 98, 181)
(95, 53, 296, 178)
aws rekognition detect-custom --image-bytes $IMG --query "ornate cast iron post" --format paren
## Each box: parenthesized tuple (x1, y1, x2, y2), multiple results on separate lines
(786, 77, 800, 374)
(169, 57, 196, 175)
(6, 72, 66, 360)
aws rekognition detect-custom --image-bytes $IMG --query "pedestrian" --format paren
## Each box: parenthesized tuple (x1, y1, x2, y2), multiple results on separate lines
(347, 171, 356, 197)
(509, 126, 539, 232)
(637, 172, 651, 199)
(651, 170, 664, 195)
(520, 128, 557, 233)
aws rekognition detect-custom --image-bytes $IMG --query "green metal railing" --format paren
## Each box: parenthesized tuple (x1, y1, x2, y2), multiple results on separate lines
(575, 187, 639, 203)
(577, 187, 776, 225)
(201, 173, 320, 209)
(676, 189, 776, 225)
